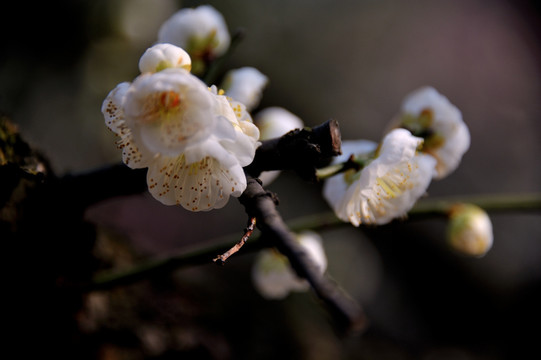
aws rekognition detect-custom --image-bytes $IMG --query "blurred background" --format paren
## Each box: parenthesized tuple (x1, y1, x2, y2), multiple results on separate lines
(1, 0, 540, 358)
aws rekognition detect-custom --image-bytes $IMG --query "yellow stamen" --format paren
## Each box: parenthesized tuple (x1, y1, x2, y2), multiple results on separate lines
(376, 177, 403, 198)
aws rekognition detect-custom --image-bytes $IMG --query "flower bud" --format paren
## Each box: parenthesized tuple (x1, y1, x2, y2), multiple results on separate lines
(447, 204, 493, 257)
(157, 5, 230, 74)
(391, 86, 470, 179)
(221, 67, 268, 111)
(254, 107, 304, 140)
(252, 231, 327, 300)
(138, 43, 191, 74)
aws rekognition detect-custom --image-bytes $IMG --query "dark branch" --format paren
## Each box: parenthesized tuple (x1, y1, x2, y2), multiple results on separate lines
(244, 119, 342, 181)
(239, 177, 367, 334)
(53, 164, 147, 211)
(49, 119, 341, 208)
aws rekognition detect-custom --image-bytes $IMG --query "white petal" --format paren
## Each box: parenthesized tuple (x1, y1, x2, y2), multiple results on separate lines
(102, 82, 151, 168)
(432, 119, 470, 179)
(323, 139, 378, 222)
(322, 170, 351, 218)
(211, 94, 260, 166)
(102, 82, 130, 134)
(183, 137, 237, 168)
(334, 139, 378, 164)
(222, 67, 269, 111)
(219, 130, 259, 167)
(146, 154, 246, 211)
(400, 86, 470, 179)
(378, 128, 422, 164)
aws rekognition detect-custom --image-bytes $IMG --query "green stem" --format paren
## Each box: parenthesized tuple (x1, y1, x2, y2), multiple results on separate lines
(315, 163, 348, 180)
(315, 156, 364, 180)
(408, 192, 541, 218)
(89, 192, 541, 291)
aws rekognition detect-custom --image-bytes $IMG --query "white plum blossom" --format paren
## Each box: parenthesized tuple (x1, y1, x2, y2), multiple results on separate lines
(102, 63, 259, 211)
(157, 5, 230, 68)
(252, 231, 327, 300)
(138, 43, 192, 74)
(323, 129, 436, 226)
(253, 107, 304, 185)
(394, 86, 470, 179)
(221, 67, 269, 111)
(447, 204, 493, 257)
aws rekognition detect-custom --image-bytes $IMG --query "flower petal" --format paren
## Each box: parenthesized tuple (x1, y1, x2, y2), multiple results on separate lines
(221, 67, 269, 111)
(102, 82, 151, 168)
(146, 154, 246, 211)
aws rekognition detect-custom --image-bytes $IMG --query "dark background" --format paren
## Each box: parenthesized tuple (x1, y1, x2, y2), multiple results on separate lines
(1, 0, 540, 358)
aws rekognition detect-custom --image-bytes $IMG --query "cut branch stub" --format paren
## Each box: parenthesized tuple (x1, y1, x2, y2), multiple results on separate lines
(244, 119, 342, 181)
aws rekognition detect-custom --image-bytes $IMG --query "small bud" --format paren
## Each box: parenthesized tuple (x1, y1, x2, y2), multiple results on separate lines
(254, 107, 304, 140)
(392, 86, 470, 179)
(221, 67, 268, 111)
(447, 204, 493, 257)
(252, 231, 327, 300)
(138, 44, 191, 74)
(157, 5, 230, 73)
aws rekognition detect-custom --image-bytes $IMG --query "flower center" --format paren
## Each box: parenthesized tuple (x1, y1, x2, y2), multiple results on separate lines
(158, 90, 182, 114)
(376, 176, 404, 199)
(400, 108, 434, 137)
(138, 90, 184, 125)
(400, 108, 447, 151)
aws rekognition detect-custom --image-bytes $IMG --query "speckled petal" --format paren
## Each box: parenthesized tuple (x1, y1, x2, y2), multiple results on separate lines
(147, 154, 246, 211)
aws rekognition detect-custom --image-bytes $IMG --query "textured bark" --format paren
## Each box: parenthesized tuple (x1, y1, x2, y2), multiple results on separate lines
(244, 119, 342, 180)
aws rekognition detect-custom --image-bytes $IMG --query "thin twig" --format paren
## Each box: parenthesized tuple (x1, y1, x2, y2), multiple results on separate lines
(213, 217, 257, 264)
(88, 192, 541, 291)
(315, 154, 362, 180)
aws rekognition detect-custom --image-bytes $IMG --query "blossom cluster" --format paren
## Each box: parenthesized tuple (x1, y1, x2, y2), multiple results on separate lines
(102, 5, 305, 211)
(102, 43, 261, 211)
(102, 4, 490, 301)
(323, 87, 471, 226)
